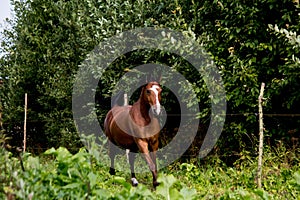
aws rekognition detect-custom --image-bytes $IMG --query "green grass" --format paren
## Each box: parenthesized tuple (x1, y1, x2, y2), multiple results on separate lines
(1, 136, 299, 199)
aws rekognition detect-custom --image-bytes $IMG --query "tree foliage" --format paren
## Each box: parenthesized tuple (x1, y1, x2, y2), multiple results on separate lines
(0, 0, 299, 158)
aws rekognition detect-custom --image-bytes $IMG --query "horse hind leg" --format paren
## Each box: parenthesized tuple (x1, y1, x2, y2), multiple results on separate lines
(129, 151, 139, 186)
(108, 141, 117, 175)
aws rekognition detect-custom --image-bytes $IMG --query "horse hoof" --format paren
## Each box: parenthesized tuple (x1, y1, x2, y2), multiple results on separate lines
(153, 181, 160, 188)
(109, 167, 116, 175)
(131, 178, 139, 187)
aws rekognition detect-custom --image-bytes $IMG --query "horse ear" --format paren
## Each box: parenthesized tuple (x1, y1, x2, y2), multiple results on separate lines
(152, 71, 162, 83)
(145, 75, 148, 83)
(157, 72, 162, 83)
(150, 74, 154, 82)
(145, 72, 161, 83)
(146, 74, 154, 83)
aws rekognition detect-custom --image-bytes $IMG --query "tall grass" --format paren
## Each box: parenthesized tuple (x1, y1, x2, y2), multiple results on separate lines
(1, 135, 299, 199)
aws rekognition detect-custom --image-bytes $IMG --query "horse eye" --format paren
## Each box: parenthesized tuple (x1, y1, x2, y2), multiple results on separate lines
(146, 90, 151, 94)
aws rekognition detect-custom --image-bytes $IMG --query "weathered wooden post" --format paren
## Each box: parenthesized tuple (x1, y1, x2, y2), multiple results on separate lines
(23, 93, 28, 152)
(0, 78, 3, 130)
(257, 82, 265, 188)
(124, 93, 130, 162)
(124, 93, 128, 106)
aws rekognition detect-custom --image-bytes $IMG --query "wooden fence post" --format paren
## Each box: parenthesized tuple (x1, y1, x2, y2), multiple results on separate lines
(0, 105, 2, 130)
(0, 78, 3, 130)
(124, 93, 130, 162)
(124, 93, 128, 106)
(23, 93, 28, 152)
(257, 83, 265, 188)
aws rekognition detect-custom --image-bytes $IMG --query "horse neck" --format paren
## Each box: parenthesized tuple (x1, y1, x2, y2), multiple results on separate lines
(131, 95, 151, 121)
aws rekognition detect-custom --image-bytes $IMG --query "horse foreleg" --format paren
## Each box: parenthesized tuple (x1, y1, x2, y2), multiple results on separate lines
(145, 152, 159, 187)
(150, 139, 159, 187)
(135, 139, 159, 187)
(128, 152, 139, 186)
(149, 151, 159, 187)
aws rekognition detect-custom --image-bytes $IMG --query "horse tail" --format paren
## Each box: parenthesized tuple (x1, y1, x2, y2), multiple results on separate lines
(111, 90, 125, 107)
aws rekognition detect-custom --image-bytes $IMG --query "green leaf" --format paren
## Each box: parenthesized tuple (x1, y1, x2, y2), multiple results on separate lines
(63, 182, 82, 189)
(180, 187, 197, 199)
(26, 156, 40, 169)
(56, 147, 72, 162)
(253, 189, 271, 200)
(294, 171, 300, 185)
(156, 175, 178, 199)
(109, 176, 131, 190)
(44, 147, 57, 155)
(88, 172, 98, 188)
(170, 188, 183, 200)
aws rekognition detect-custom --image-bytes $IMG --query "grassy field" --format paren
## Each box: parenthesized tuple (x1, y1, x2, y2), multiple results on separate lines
(1, 136, 299, 199)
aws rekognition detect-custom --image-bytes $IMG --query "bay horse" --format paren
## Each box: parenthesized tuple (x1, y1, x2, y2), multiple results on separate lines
(104, 82, 162, 187)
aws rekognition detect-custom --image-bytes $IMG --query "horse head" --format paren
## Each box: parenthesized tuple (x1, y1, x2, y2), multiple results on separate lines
(143, 82, 162, 117)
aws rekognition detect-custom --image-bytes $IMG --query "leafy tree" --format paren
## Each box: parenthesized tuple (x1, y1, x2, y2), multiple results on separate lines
(193, 0, 300, 157)
(0, 0, 299, 160)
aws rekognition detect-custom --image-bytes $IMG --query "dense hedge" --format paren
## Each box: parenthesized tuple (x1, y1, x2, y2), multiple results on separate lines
(0, 0, 299, 158)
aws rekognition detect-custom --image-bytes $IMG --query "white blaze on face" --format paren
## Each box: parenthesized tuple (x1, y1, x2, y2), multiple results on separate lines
(149, 85, 161, 115)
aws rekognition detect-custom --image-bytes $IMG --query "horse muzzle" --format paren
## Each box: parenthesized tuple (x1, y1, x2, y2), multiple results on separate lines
(151, 105, 162, 117)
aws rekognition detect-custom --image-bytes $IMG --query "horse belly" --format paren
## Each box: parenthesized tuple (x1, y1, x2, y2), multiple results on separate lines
(105, 106, 138, 151)
(110, 121, 137, 149)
